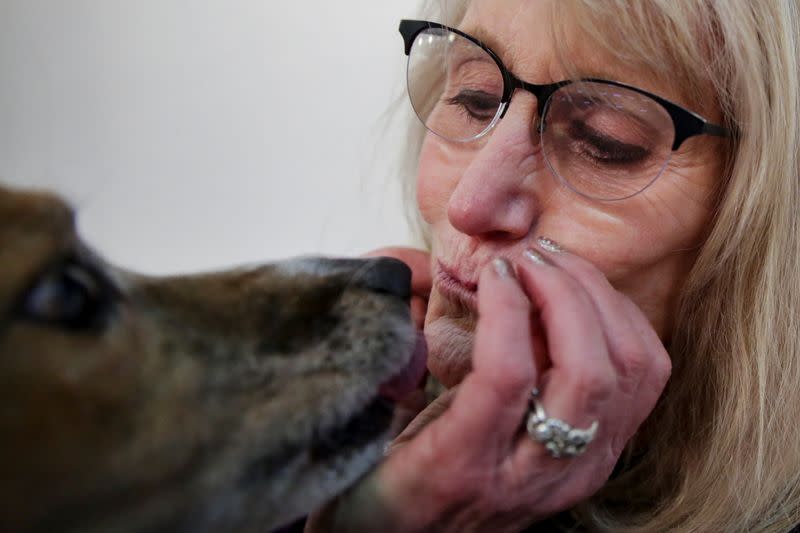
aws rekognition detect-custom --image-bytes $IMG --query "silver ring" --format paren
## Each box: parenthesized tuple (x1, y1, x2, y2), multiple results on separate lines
(526, 389, 598, 459)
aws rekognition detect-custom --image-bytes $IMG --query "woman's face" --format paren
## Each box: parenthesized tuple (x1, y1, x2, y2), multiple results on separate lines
(418, 0, 725, 387)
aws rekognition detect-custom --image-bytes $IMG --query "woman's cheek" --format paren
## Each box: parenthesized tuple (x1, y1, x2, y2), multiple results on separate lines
(416, 140, 462, 226)
(416, 177, 446, 226)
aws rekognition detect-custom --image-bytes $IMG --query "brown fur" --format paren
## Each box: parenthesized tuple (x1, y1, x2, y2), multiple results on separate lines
(0, 185, 416, 532)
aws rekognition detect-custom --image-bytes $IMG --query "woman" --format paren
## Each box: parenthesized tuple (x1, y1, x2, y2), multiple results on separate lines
(309, 0, 800, 531)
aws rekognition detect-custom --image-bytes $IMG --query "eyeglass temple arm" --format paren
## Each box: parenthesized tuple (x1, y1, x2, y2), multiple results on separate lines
(702, 122, 731, 138)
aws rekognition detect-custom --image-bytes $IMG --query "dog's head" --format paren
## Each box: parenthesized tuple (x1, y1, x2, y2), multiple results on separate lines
(0, 185, 426, 532)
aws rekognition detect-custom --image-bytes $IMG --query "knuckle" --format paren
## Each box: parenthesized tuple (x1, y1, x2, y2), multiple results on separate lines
(654, 351, 673, 384)
(568, 367, 615, 405)
(504, 363, 535, 391)
(616, 342, 649, 379)
(422, 437, 481, 504)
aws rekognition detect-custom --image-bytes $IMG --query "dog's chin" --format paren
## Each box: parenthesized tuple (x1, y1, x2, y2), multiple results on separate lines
(267, 399, 395, 532)
(268, 330, 427, 531)
(309, 396, 395, 462)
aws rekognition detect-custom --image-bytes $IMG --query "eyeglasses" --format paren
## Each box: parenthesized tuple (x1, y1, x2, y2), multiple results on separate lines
(398, 20, 731, 201)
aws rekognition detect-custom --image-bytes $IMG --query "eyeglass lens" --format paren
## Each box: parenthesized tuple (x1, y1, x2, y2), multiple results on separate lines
(406, 27, 677, 200)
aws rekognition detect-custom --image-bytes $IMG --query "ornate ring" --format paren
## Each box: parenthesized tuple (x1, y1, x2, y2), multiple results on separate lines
(526, 389, 598, 459)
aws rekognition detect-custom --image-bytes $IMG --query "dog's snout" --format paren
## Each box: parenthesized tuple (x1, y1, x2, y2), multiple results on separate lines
(356, 258, 412, 300)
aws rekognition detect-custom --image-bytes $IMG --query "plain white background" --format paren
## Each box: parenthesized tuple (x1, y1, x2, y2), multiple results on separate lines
(0, 1, 422, 274)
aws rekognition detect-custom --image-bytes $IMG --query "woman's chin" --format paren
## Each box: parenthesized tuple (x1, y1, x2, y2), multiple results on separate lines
(424, 315, 475, 388)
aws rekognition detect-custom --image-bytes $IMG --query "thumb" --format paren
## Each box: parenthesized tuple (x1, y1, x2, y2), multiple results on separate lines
(386, 386, 458, 454)
(417, 259, 536, 460)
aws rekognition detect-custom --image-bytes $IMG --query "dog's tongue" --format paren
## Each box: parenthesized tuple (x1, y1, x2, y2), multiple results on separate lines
(379, 331, 428, 402)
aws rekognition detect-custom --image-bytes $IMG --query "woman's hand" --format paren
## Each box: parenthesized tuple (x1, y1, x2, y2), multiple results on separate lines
(308, 243, 671, 532)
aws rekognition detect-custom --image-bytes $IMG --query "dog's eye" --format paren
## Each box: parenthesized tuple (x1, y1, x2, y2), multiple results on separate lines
(18, 260, 115, 330)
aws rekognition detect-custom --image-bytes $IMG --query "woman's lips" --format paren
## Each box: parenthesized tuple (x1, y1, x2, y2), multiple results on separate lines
(434, 261, 479, 312)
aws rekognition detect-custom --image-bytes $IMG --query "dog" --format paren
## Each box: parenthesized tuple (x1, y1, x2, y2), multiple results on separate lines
(0, 184, 427, 532)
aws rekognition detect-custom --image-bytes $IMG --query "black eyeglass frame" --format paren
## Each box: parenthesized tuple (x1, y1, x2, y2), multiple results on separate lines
(399, 19, 730, 151)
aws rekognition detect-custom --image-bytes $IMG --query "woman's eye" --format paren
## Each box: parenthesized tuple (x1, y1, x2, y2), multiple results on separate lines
(446, 90, 500, 121)
(567, 120, 650, 165)
(17, 260, 116, 331)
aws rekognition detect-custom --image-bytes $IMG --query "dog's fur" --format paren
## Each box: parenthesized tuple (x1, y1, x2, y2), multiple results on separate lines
(0, 185, 418, 532)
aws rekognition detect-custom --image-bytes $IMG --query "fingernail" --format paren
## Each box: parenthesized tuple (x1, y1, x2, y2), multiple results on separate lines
(492, 257, 515, 279)
(524, 248, 547, 265)
(537, 236, 563, 253)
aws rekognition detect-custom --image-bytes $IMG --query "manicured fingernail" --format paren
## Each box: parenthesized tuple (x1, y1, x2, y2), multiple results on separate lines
(492, 257, 515, 279)
(524, 248, 547, 265)
(537, 236, 563, 253)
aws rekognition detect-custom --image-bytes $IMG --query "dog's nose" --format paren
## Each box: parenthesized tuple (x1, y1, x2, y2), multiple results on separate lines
(355, 257, 412, 300)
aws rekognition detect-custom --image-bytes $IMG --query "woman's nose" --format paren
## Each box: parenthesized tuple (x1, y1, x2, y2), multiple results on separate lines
(446, 95, 553, 240)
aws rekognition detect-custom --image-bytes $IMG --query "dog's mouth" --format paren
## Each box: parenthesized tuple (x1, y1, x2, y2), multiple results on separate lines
(310, 396, 395, 462)
(259, 330, 428, 533)
(311, 330, 428, 461)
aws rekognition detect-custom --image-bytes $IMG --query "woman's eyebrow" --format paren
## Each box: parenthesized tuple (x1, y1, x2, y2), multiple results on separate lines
(457, 24, 545, 78)
(459, 24, 504, 58)
(457, 21, 677, 106)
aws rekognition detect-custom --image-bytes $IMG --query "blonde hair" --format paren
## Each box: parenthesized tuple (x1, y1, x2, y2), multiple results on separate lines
(400, 1, 800, 530)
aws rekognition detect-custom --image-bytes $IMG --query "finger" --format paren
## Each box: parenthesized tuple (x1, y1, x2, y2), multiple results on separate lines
(515, 250, 615, 428)
(387, 387, 430, 443)
(386, 386, 458, 454)
(529, 310, 550, 382)
(533, 241, 671, 407)
(533, 245, 643, 389)
(430, 258, 537, 453)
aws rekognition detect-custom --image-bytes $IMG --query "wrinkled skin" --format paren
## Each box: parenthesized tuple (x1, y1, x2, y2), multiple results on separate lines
(307, 0, 725, 530)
